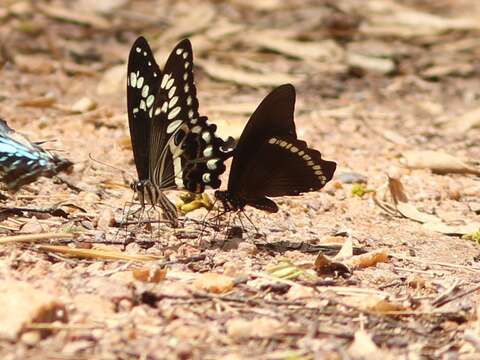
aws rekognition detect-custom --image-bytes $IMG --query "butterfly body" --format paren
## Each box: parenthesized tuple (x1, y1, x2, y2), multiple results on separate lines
(0, 119, 73, 191)
(127, 37, 233, 224)
(215, 84, 336, 214)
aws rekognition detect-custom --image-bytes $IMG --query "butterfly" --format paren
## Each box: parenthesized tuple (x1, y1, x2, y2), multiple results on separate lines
(215, 84, 336, 213)
(127, 37, 233, 226)
(0, 118, 73, 191)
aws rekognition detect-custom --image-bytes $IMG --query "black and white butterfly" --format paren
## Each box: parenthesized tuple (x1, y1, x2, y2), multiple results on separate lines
(0, 118, 73, 191)
(127, 37, 233, 226)
(215, 84, 336, 213)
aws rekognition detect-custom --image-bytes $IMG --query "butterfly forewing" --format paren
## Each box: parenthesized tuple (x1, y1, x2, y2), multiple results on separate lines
(148, 39, 231, 193)
(0, 121, 73, 190)
(127, 36, 162, 181)
(228, 84, 297, 193)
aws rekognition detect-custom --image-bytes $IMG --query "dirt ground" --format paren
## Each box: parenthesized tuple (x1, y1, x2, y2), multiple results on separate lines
(1, 0, 480, 359)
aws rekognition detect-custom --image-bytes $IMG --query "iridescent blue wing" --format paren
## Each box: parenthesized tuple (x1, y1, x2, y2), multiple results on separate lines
(0, 120, 73, 191)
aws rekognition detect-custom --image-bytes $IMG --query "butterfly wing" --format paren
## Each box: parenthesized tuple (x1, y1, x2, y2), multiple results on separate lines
(237, 137, 336, 206)
(148, 39, 232, 192)
(228, 84, 297, 193)
(127, 36, 162, 181)
(0, 131, 73, 190)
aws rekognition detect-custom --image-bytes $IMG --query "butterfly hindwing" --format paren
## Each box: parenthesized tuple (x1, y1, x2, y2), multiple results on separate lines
(238, 137, 336, 201)
(127, 36, 162, 181)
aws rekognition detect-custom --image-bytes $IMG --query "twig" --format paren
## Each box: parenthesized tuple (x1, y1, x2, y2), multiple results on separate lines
(433, 283, 480, 308)
(0, 233, 74, 244)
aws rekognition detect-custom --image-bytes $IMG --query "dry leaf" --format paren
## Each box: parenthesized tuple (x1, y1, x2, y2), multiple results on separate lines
(226, 318, 282, 340)
(132, 267, 167, 283)
(347, 52, 395, 75)
(423, 222, 480, 236)
(0, 281, 66, 340)
(344, 295, 406, 314)
(193, 273, 234, 294)
(197, 59, 296, 88)
(334, 237, 353, 260)
(37, 3, 110, 29)
(250, 31, 344, 62)
(314, 253, 351, 276)
(344, 249, 389, 269)
(402, 150, 480, 176)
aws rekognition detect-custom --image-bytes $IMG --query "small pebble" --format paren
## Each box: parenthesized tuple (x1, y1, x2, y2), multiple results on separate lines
(337, 171, 368, 184)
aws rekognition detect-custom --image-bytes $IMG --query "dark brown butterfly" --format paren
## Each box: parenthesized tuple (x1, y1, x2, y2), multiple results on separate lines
(215, 84, 336, 213)
(127, 37, 233, 226)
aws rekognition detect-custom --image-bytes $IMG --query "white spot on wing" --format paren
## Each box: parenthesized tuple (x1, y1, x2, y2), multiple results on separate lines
(184, 62, 190, 69)
(146, 94, 155, 108)
(202, 173, 211, 183)
(176, 48, 183, 55)
(161, 74, 170, 89)
(136, 76, 144, 89)
(168, 86, 176, 99)
(203, 145, 213, 157)
(192, 126, 202, 134)
(184, 84, 189, 93)
(139, 100, 146, 111)
(169, 96, 178, 109)
(207, 159, 218, 170)
(130, 72, 137, 87)
(187, 96, 192, 106)
(166, 119, 183, 134)
(136, 47, 141, 53)
(166, 78, 175, 90)
(202, 132, 211, 143)
(141, 85, 149, 98)
(188, 110, 194, 119)
(268, 138, 276, 144)
(168, 106, 181, 120)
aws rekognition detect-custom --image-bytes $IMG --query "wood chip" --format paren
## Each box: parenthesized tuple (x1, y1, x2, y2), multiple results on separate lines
(197, 59, 296, 88)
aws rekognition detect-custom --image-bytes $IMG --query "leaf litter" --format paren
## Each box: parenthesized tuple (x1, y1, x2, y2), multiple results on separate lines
(1, 0, 480, 358)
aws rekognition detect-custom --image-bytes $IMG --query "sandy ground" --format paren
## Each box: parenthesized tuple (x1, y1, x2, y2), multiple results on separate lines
(1, 0, 480, 359)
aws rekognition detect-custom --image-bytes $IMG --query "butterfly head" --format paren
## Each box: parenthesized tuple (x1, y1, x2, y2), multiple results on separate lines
(214, 190, 245, 212)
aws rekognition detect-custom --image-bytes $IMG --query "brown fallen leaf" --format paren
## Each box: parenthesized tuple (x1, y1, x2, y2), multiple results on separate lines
(37, 3, 110, 29)
(314, 253, 351, 276)
(423, 222, 480, 236)
(402, 150, 480, 176)
(226, 318, 282, 340)
(197, 59, 296, 88)
(343, 294, 406, 314)
(132, 267, 167, 283)
(193, 273, 234, 294)
(250, 31, 344, 62)
(375, 177, 479, 236)
(344, 249, 389, 270)
(0, 281, 67, 340)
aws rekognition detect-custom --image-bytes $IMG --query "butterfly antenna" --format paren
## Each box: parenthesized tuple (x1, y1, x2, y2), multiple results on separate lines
(88, 153, 133, 177)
